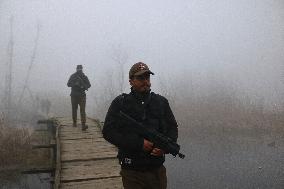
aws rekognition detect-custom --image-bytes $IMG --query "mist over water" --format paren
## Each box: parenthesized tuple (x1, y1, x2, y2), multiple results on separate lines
(0, 1, 283, 188)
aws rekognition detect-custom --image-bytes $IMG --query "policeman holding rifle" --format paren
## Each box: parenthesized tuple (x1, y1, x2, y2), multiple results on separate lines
(103, 62, 183, 189)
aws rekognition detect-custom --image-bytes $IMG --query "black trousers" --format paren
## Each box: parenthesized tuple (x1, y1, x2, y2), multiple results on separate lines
(71, 95, 86, 125)
(120, 165, 167, 189)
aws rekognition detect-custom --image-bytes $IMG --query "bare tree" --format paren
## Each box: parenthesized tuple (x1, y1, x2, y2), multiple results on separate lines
(17, 21, 41, 107)
(3, 16, 14, 125)
(110, 45, 129, 93)
(93, 46, 129, 119)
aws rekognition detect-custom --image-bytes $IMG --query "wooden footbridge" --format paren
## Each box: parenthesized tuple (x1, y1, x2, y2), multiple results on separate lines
(51, 117, 123, 189)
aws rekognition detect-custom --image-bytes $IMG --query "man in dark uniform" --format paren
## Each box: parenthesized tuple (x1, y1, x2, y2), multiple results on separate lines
(67, 65, 91, 131)
(103, 62, 178, 189)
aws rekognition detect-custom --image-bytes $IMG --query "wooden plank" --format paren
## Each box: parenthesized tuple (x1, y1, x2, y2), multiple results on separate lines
(60, 129, 101, 134)
(60, 159, 120, 182)
(54, 117, 122, 189)
(60, 134, 101, 140)
(61, 145, 116, 152)
(60, 136, 103, 140)
(58, 122, 101, 127)
(60, 125, 100, 130)
(61, 138, 106, 144)
(60, 177, 123, 189)
(61, 139, 114, 149)
(61, 146, 117, 154)
(61, 152, 117, 162)
(60, 130, 101, 135)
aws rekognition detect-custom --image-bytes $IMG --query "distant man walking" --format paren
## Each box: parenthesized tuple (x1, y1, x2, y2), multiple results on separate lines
(67, 65, 91, 131)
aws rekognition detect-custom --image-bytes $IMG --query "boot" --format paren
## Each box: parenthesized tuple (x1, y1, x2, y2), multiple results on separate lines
(82, 123, 88, 131)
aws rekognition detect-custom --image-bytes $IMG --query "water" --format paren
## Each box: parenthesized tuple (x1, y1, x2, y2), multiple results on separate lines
(0, 173, 51, 189)
(166, 130, 284, 189)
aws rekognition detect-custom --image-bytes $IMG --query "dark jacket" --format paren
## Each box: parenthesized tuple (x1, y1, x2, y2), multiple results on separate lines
(67, 71, 91, 96)
(102, 89, 178, 171)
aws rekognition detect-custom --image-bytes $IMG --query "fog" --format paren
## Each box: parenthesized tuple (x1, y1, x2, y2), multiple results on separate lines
(1, 0, 283, 111)
(0, 0, 283, 188)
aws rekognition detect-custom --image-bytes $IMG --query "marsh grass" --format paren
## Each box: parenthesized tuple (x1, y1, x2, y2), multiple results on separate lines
(0, 123, 32, 168)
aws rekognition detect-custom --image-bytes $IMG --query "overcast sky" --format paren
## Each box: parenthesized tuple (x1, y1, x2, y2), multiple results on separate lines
(0, 0, 283, 109)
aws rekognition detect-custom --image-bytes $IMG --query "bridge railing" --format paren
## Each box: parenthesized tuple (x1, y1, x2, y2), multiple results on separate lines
(53, 120, 61, 189)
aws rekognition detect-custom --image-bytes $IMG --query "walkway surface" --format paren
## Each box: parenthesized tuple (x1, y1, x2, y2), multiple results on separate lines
(56, 117, 123, 189)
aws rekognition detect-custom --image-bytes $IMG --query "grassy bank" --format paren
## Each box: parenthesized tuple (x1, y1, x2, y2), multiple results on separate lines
(0, 123, 31, 169)
(0, 120, 52, 186)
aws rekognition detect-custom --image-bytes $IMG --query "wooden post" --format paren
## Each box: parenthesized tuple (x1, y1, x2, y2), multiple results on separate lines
(54, 122, 61, 189)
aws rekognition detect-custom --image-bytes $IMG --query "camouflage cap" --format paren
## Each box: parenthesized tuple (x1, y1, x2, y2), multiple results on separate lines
(129, 62, 154, 79)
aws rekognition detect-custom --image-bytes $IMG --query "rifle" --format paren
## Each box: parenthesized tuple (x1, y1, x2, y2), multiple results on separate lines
(119, 111, 185, 159)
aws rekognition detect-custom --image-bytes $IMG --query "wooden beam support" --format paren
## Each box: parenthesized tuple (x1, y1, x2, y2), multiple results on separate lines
(32, 144, 56, 149)
(22, 167, 55, 174)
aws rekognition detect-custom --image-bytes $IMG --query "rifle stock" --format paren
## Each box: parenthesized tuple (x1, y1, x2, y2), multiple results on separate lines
(119, 111, 185, 159)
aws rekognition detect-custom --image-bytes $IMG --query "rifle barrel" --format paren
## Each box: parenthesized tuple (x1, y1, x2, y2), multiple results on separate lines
(178, 153, 185, 159)
(120, 111, 185, 159)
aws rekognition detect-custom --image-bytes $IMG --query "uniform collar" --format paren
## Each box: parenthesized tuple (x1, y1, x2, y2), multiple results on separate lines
(130, 87, 151, 103)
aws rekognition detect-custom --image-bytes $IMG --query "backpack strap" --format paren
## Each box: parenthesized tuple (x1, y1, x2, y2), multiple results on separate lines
(118, 93, 127, 110)
(152, 93, 168, 134)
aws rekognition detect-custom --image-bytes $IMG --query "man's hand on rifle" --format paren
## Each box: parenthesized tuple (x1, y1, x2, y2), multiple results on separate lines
(143, 139, 164, 156)
(143, 139, 153, 152)
(151, 148, 165, 156)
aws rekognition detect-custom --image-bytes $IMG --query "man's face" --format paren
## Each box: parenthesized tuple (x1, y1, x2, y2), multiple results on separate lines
(129, 73, 151, 93)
